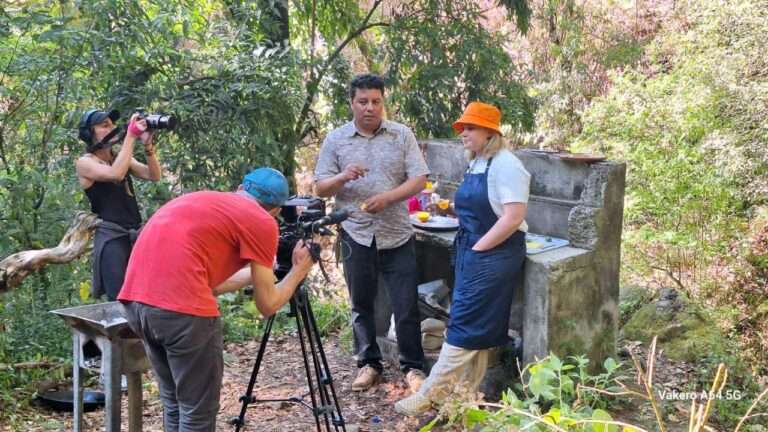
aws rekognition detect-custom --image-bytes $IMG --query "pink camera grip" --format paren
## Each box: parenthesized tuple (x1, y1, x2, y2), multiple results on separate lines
(127, 120, 143, 137)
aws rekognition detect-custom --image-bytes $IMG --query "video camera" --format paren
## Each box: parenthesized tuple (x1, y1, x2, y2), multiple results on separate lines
(134, 108, 177, 131)
(275, 196, 348, 277)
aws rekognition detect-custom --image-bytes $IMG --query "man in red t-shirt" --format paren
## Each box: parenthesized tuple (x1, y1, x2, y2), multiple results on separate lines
(119, 167, 313, 432)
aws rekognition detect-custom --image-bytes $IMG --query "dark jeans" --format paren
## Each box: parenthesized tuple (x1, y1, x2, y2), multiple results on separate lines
(341, 230, 424, 373)
(122, 301, 223, 432)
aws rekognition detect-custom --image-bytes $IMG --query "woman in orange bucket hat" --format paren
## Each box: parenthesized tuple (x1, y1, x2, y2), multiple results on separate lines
(396, 102, 531, 415)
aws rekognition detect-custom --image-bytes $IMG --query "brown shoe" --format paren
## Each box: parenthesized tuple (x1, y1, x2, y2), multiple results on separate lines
(352, 365, 380, 391)
(405, 369, 426, 393)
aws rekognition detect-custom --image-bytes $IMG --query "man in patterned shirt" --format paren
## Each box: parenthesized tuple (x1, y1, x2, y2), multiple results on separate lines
(314, 74, 429, 393)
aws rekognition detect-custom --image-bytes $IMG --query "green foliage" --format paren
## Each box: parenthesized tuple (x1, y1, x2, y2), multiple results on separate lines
(290, 0, 364, 47)
(0, 1, 304, 423)
(313, 54, 354, 132)
(694, 351, 764, 427)
(218, 291, 350, 343)
(385, 0, 536, 138)
(168, 43, 303, 190)
(601, 39, 644, 69)
(574, 0, 768, 374)
(0, 269, 87, 419)
(579, 39, 729, 265)
(0, 0, 536, 425)
(509, 0, 667, 149)
(422, 354, 628, 432)
(497, 0, 532, 35)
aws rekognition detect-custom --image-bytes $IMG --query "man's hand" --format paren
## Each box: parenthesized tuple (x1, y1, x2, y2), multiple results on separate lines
(340, 164, 368, 182)
(362, 192, 393, 213)
(292, 240, 314, 276)
(247, 240, 317, 317)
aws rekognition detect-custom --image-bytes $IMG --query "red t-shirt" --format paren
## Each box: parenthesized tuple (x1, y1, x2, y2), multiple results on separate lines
(118, 191, 278, 317)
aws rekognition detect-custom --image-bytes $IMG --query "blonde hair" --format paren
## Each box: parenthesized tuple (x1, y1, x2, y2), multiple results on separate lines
(465, 133, 509, 161)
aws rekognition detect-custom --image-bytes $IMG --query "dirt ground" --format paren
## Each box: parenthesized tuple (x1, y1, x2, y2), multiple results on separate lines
(16, 333, 746, 432)
(20, 331, 437, 432)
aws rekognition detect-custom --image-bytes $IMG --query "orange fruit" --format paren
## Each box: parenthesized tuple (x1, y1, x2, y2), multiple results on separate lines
(438, 199, 450, 210)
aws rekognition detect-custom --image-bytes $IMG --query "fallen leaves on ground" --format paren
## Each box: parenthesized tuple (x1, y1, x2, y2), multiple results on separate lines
(17, 332, 436, 431)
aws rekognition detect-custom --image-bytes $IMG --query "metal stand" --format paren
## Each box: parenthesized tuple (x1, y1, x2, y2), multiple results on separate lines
(230, 287, 346, 432)
(71, 334, 143, 432)
(53, 302, 150, 432)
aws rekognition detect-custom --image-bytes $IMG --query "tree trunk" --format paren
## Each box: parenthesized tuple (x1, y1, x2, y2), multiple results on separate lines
(259, 0, 289, 44)
(0, 212, 100, 293)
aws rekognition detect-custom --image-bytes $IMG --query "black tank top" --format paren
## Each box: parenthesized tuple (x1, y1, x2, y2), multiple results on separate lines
(85, 175, 142, 229)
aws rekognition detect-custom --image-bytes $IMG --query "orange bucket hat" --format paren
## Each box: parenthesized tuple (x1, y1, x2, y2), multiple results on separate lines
(452, 102, 502, 135)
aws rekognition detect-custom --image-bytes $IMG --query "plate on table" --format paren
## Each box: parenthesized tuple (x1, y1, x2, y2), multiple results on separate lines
(410, 215, 459, 231)
(525, 233, 570, 255)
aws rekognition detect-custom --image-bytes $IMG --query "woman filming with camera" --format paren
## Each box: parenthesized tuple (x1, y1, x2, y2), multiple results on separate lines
(75, 108, 162, 301)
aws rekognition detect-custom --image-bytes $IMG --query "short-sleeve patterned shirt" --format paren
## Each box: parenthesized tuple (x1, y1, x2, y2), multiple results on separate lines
(315, 120, 430, 249)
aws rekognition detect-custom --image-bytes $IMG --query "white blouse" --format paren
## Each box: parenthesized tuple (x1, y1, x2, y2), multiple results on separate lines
(466, 149, 530, 232)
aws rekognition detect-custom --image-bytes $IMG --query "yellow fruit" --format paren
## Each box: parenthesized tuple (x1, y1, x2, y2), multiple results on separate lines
(526, 241, 542, 249)
(424, 181, 434, 190)
(438, 199, 450, 210)
(416, 211, 431, 222)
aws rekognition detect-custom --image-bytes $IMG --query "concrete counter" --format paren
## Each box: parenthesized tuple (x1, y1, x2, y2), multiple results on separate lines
(376, 140, 625, 384)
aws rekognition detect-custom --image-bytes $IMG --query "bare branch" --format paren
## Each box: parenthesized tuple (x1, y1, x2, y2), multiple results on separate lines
(577, 383, 646, 399)
(734, 387, 768, 432)
(0, 212, 100, 293)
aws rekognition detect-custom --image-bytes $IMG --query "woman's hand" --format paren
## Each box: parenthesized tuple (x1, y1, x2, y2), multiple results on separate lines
(141, 131, 156, 156)
(127, 113, 148, 138)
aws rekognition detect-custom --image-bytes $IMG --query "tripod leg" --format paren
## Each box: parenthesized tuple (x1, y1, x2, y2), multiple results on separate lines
(302, 299, 347, 431)
(297, 299, 336, 431)
(293, 291, 346, 431)
(292, 296, 325, 432)
(231, 314, 277, 432)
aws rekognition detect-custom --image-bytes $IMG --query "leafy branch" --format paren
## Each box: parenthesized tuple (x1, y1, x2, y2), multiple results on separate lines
(294, 0, 388, 142)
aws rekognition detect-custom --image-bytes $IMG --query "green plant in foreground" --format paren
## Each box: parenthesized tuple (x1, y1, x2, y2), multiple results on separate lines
(420, 353, 630, 431)
(422, 336, 768, 432)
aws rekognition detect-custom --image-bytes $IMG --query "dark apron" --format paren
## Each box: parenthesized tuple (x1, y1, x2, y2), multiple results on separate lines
(92, 221, 141, 300)
(446, 157, 526, 350)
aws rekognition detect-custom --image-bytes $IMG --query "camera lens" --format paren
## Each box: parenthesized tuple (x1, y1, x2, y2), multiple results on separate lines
(145, 114, 177, 130)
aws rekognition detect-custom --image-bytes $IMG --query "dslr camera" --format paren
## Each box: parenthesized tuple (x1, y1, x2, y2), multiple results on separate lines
(134, 108, 177, 130)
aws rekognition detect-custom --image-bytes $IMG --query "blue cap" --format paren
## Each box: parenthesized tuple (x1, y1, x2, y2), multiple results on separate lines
(242, 167, 289, 207)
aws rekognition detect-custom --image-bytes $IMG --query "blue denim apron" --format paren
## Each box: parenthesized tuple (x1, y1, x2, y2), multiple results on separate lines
(446, 157, 526, 350)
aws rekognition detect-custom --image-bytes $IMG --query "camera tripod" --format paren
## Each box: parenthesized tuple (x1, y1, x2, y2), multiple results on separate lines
(230, 249, 346, 431)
